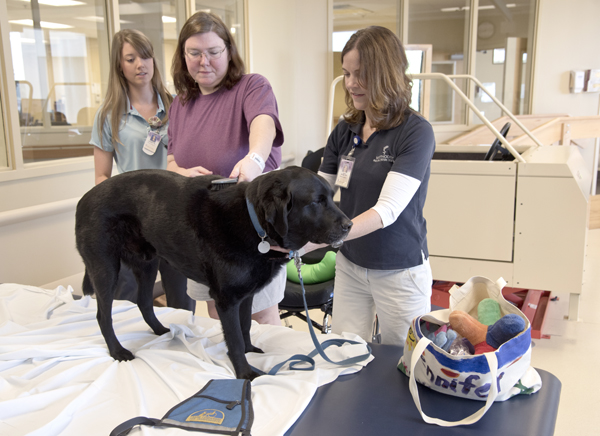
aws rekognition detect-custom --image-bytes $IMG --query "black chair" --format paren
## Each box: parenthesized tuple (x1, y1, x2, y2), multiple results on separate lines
(279, 148, 336, 333)
(279, 275, 334, 333)
(300, 147, 325, 173)
(484, 122, 512, 161)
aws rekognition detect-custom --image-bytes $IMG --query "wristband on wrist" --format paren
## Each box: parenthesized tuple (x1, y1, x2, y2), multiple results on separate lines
(248, 152, 266, 172)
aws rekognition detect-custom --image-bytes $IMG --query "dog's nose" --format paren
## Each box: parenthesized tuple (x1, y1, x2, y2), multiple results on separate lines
(342, 219, 353, 232)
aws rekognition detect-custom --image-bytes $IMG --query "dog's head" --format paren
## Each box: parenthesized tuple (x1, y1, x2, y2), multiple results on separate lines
(246, 166, 352, 251)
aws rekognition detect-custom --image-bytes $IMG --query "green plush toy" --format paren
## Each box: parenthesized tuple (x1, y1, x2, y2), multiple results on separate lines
(286, 251, 337, 284)
(477, 298, 502, 326)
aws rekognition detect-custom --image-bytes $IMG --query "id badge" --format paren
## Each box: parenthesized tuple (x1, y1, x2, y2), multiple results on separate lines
(142, 131, 161, 155)
(335, 155, 355, 188)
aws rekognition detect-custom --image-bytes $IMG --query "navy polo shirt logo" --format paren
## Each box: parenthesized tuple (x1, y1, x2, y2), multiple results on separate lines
(373, 145, 394, 163)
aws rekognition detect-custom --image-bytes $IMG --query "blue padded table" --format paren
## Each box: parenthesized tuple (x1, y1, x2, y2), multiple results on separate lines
(286, 343, 561, 436)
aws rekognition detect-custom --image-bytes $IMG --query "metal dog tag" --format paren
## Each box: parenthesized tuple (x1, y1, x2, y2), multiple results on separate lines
(258, 240, 270, 254)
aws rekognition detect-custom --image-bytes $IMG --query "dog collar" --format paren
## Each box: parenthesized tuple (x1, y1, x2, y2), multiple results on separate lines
(245, 197, 271, 254)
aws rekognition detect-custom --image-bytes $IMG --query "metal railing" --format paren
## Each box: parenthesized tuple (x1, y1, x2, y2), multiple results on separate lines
(327, 73, 551, 164)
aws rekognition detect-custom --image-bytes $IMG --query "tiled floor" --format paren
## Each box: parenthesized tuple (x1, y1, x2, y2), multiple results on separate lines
(528, 227, 600, 435)
(197, 228, 599, 435)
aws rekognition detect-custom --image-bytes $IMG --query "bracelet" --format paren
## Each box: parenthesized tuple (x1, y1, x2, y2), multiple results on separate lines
(247, 152, 266, 172)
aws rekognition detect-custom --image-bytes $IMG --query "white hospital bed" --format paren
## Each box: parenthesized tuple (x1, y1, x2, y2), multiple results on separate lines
(0, 283, 371, 435)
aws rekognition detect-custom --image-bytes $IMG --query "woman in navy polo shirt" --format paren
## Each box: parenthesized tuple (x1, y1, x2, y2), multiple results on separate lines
(315, 26, 436, 346)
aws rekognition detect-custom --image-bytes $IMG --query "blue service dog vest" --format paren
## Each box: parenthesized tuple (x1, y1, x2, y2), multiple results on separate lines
(111, 379, 253, 435)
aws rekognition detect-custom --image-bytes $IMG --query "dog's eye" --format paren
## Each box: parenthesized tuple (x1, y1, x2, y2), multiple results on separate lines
(311, 196, 326, 206)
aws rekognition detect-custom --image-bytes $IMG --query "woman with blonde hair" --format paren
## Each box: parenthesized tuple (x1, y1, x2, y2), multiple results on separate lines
(90, 28, 194, 311)
(167, 12, 285, 325)
(301, 26, 436, 345)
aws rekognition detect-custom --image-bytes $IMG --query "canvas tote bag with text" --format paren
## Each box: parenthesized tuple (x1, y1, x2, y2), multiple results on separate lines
(398, 276, 542, 426)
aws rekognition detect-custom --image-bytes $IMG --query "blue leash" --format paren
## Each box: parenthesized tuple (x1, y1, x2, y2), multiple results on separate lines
(255, 251, 372, 376)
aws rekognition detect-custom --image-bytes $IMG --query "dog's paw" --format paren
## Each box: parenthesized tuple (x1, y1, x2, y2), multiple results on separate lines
(153, 325, 170, 336)
(111, 348, 135, 361)
(238, 370, 262, 381)
(246, 345, 264, 354)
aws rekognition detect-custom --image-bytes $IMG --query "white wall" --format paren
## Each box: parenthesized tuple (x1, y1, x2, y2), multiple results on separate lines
(532, 0, 600, 117)
(532, 0, 600, 182)
(0, 163, 94, 286)
(247, 0, 330, 164)
(0, 207, 85, 286)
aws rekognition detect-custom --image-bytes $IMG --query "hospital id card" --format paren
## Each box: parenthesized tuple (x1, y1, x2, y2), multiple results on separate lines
(335, 155, 355, 189)
(142, 131, 161, 155)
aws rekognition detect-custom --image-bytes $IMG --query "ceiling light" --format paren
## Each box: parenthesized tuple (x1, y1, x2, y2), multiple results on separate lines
(16, 37, 48, 44)
(442, 4, 517, 12)
(76, 16, 104, 23)
(162, 16, 176, 24)
(333, 4, 373, 17)
(9, 19, 73, 29)
(20, 0, 85, 6)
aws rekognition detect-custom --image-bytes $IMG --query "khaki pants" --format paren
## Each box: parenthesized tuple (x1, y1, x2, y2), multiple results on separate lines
(332, 252, 432, 346)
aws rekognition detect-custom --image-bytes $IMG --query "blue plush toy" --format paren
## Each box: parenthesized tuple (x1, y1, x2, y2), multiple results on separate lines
(486, 313, 526, 348)
(421, 322, 457, 352)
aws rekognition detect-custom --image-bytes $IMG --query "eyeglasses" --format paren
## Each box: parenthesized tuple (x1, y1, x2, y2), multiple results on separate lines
(184, 46, 227, 61)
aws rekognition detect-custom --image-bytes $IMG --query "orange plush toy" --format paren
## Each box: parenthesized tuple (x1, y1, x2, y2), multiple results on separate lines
(449, 310, 525, 354)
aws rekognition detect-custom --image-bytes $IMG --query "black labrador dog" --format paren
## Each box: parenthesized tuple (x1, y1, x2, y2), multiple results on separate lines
(75, 166, 352, 380)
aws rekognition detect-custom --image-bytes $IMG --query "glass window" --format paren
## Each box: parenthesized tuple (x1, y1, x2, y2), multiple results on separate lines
(8, 0, 110, 163)
(0, 92, 7, 168)
(406, 44, 433, 116)
(193, 1, 246, 63)
(408, 0, 471, 125)
(474, 0, 535, 123)
(118, 0, 185, 95)
(118, 1, 245, 95)
(407, 48, 425, 112)
(331, 0, 399, 128)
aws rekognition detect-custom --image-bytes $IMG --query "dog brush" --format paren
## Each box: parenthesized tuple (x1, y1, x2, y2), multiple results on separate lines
(210, 177, 238, 191)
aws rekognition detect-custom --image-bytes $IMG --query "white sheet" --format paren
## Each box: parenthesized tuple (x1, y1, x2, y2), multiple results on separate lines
(0, 283, 373, 435)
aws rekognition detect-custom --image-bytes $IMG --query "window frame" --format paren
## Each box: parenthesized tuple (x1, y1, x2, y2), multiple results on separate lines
(0, 0, 111, 181)
(0, 0, 248, 181)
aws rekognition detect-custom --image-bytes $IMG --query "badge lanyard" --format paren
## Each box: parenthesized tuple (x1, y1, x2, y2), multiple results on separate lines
(143, 115, 164, 156)
(142, 129, 162, 156)
(335, 135, 361, 189)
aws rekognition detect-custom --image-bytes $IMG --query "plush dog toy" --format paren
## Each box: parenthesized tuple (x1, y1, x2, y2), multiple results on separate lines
(449, 310, 525, 354)
(286, 251, 336, 284)
(421, 322, 457, 352)
(477, 298, 502, 326)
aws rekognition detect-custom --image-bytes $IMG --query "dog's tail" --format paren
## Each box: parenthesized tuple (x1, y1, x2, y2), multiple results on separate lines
(82, 270, 94, 296)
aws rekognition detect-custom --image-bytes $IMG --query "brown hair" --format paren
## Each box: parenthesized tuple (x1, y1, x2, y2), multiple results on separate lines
(172, 12, 245, 104)
(341, 26, 413, 130)
(98, 29, 173, 148)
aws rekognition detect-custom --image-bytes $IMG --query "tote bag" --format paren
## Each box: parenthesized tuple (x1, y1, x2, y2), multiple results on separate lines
(398, 276, 542, 426)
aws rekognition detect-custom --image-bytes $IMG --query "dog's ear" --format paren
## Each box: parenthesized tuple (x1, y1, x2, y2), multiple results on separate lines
(264, 182, 292, 238)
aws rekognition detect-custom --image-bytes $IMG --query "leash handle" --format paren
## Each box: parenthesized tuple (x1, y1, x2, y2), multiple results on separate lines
(262, 252, 371, 376)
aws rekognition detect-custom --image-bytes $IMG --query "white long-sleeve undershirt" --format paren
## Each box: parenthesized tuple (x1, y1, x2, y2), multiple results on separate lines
(318, 170, 421, 228)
